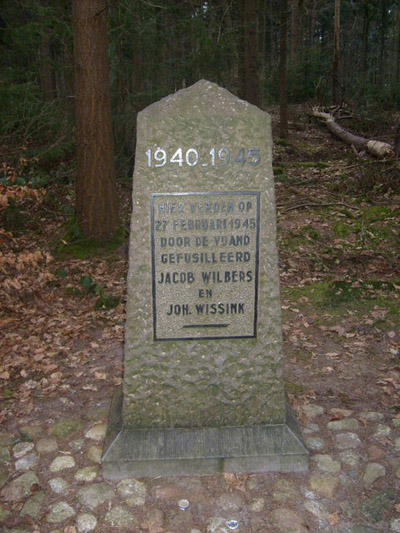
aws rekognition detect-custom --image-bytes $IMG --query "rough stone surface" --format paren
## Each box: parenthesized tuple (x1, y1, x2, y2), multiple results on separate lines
(19, 424, 43, 439)
(302, 404, 325, 418)
(87, 446, 102, 464)
(303, 423, 320, 434)
(77, 483, 114, 509)
(367, 445, 385, 461)
(77, 513, 98, 532)
(48, 419, 82, 438)
(144, 507, 165, 532)
(351, 526, 378, 532)
(102, 79, 308, 477)
(313, 454, 341, 473)
(271, 508, 307, 532)
(374, 425, 391, 439)
(1, 471, 39, 502)
(69, 439, 85, 451)
(363, 463, 386, 487)
(48, 477, 70, 494)
(359, 489, 396, 523)
(85, 424, 107, 441)
(304, 500, 330, 521)
(272, 479, 299, 502)
(117, 478, 146, 506)
(13, 442, 34, 458)
(122, 80, 288, 428)
(75, 466, 99, 482)
(15, 452, 37, 471)
(206, 517, 232, 533)
(249, 498, 265, 511)
(50, 455, 75, 472)
(309, 474, 339, 497)
(217, 492, 244, 511)
(306, 437, 325, 450)
(46, 501, 76, 523)
(361, 412, 384, 421)
(20, 490, 45, 519)
(85, 405, 110, 421)
(327, 418, 360, 431)
(36, 438, 58, 454)
(105, 506, 137, 528)
(336, 432, 362, 449)
(0, 432, 14, 446)
(391, 518, 400, 532)
(0, 403, 398, 532)
(340, 449, 361, 466)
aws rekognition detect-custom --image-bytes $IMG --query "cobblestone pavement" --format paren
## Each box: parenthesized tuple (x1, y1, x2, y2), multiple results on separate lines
(0, 399, 399, 532)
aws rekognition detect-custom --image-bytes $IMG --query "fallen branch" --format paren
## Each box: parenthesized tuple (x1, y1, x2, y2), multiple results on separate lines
(312, 108, 394, 159)
(278, 202, 359, 213)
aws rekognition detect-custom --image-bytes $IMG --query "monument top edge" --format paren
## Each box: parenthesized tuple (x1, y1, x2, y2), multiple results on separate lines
(139, 79, 268, 117)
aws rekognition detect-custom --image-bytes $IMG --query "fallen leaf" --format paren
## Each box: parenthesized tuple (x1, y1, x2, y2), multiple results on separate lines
(83, 385, 97, 391)
(328, 512, 339, 525)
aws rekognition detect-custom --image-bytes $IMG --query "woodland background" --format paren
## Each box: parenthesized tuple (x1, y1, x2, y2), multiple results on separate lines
(0, 7, 400, 529)
(1, 0, 399, 242)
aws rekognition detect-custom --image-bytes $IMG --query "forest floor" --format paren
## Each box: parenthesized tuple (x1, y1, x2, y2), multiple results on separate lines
(0, 106, 399, 532)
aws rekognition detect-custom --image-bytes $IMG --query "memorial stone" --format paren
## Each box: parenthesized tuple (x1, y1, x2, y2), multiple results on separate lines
(102, 80, 308, 478)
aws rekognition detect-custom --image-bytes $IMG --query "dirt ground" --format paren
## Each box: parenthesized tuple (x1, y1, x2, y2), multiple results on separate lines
(0, 106, 399, 532)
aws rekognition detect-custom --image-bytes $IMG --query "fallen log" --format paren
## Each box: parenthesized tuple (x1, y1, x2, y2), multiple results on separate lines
(312, 108, 394, 159)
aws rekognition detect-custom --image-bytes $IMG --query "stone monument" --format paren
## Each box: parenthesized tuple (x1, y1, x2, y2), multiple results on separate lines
(102, 80, 308, 478)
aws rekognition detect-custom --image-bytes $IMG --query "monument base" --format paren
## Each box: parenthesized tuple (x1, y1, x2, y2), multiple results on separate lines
(102, 388, 309, 479)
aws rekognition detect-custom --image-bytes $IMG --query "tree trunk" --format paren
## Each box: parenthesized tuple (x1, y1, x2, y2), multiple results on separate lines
(40, 35, 55, 101)
(395, 7, 400, 86)
(279, 0, 288, 138)
(362, 0, 370, 76)
(332, 0, 341, 104)
(395, 124, 400, 159)
(290, 0, 298, 58)
(242, 0, 260, 106)
(310, 0, 317, 46)
(72, 0, 118, 241)
(379, 0, 388, 86)
(269, 1, 275, 66)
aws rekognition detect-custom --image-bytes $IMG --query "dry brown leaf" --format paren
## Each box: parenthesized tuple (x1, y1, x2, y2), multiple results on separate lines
(328, 512, 339, 525)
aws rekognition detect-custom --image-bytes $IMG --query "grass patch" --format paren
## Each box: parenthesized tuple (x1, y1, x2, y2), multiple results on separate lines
(55, 224, 128, 259)
(333, 220, 351, 238)
(283, 279, 400, 319)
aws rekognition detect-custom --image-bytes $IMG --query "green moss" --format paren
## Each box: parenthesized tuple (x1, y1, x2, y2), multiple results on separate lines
(285, 381, 306, 394)
(280, 235, 309, 251)
(307, 228, 320, 241)
(333, 221, 351, 238)
(274, 173, 290, 183)
(48, 418, 82, 438)
(275, 137, 290, 146)
(283, 280, 400, 321)
(55, 224, 128, 259)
